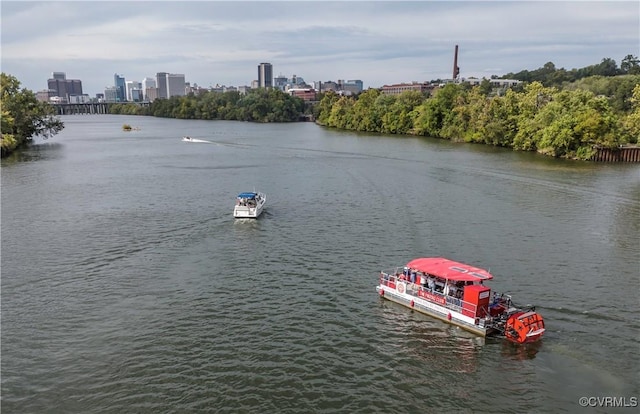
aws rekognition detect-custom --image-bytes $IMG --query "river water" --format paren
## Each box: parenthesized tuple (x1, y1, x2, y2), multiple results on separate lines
(2, 115, 639, 413)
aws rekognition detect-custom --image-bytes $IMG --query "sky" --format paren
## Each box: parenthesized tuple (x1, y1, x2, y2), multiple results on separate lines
(1, 0, 639, 96)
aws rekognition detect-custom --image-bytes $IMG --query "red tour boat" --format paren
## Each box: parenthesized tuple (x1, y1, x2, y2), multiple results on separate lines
(376, 257, 545, 344)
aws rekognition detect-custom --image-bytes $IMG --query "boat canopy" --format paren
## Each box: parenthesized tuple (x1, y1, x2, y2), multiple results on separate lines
(405, 257, 494, 281)
(237, 192, 257, 199)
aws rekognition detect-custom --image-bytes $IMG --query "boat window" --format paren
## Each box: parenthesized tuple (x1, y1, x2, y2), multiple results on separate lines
(450, 266, 468, 273)
(470, 272, 490, 279)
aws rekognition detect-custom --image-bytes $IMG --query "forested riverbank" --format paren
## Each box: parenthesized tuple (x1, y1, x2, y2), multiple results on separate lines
(108, 73, 640, 161)
(109, 87, 307, 122)
(314, 77, 640, 161)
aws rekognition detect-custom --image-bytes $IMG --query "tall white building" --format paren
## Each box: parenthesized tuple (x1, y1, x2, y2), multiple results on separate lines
(125, 80, 142, 102)
(166, 73, 186, 98)
(141, 77, 156, 101)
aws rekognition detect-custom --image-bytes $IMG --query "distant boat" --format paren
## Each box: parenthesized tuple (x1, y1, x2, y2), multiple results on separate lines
(182, 136, 209, 143)
(234, 191, 266, 219)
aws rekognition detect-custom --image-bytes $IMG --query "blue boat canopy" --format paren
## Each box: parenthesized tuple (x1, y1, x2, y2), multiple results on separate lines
(237, 192, 257, 198)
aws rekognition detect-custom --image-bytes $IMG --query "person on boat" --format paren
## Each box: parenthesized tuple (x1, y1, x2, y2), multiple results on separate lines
(410, 269, 417, 284)
(419, 273, 427, 289)
(427, 276, 435, 292)
(444, 281, 457, 297)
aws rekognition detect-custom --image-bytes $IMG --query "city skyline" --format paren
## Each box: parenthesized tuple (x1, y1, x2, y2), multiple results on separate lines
(2, 1, 638, 97)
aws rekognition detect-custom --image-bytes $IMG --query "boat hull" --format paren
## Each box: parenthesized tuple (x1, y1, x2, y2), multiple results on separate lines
(233, 205, 264, 219)
(376, 284, 492, 337)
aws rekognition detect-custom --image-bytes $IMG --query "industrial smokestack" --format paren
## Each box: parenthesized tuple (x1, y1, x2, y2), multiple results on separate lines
(453, 45, 460, 80)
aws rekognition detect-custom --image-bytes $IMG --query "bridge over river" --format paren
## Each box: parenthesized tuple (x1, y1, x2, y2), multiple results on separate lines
(51, 102, 150, 115)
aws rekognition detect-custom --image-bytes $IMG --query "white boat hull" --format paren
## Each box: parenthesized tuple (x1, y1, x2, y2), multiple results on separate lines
(182, 137, 209, 143)
(376, 282, 492, 337)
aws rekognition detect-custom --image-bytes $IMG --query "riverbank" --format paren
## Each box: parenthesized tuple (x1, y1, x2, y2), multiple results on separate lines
(314, 80, 640, 162)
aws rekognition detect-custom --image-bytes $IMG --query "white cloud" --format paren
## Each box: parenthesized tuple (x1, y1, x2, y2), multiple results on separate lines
(2, 1, 638, 95)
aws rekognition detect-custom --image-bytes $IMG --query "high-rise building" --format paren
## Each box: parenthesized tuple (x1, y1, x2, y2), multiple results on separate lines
(67, 79, 83, 96)
(145, 87, 158, 102)
(47, 73, 83, 103)
(47, 78, 67, 100)
(125, 80, 142, 102)
(130, 89, 142, 102)
(274, 75, 287, 91)
(104, 86, 118, 103)
(141, 77, 156, 101)
(343, 80, 364, 94)
(156, 72, 168, 99)
(166, 73, 186, 98)
(258, 63, 273, 88)
(114, 74, 126, 102)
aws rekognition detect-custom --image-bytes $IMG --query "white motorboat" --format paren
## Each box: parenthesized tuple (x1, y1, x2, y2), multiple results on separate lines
(234, 192, 266, 219)
(182, 136, 211, 143)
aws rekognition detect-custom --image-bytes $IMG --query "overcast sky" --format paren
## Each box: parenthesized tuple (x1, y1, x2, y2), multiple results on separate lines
(2, 0, 638, 96)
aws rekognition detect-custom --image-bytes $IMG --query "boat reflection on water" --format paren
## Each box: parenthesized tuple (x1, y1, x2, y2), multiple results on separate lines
(378, 298, 542, 377)
(413, 333, 482, 374)
(379, 302, 483, 374)
(500, 338, 543, 360)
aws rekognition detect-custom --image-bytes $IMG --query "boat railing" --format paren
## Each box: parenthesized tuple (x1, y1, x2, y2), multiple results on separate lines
(380, 271, 477, 317)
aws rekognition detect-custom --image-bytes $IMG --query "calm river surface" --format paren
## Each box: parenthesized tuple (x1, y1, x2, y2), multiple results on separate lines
(2, 115, 639, 413)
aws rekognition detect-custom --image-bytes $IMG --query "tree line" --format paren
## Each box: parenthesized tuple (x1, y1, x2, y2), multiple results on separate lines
(314, 76, 640, 160)
(503, 55, 640, 88)
(110, 88, 306, 122)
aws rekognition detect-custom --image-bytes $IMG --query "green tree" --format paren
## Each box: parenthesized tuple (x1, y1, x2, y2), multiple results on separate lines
(620, 84, 640, 144)
(620, 55, 640, 75)
(478, 79, 492, 96)
(512, 82, 555, 151)
(594, 58, 619, 77)
(327, 96, 355, 129)
(412, 84, 461, 137)
(381, 91, 424, 134)
(351, 89, 381, 131)
(1, 73, 64, 157)
(529, 89, 620, 158)
(315, 91, 341, 125)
